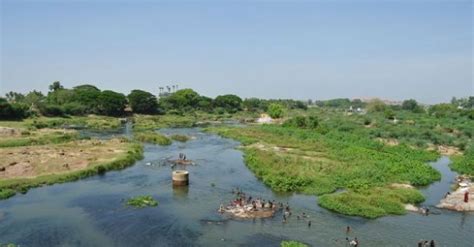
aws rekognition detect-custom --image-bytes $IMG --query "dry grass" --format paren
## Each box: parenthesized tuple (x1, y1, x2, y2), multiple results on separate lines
(0, 138, 128, 179)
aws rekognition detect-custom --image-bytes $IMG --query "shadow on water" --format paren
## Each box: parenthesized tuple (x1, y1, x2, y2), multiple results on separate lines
(0, 128, 473, 247)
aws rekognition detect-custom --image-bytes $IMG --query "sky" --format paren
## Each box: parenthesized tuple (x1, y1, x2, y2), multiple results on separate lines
(1, 0, 472, 104)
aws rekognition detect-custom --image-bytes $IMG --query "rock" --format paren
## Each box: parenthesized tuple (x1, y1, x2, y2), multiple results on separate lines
(437, 183, 474, 212)
(405, 204, 419, 212)
(0, 167, 5, 172)
(391, 183, 415, 189)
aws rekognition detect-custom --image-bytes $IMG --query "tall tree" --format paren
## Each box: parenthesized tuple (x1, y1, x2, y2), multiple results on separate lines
(214, 94, 242, 113)
(97, 90, 127, 116)
(49, 81, 64, 92)
(128, 90, 159, 114)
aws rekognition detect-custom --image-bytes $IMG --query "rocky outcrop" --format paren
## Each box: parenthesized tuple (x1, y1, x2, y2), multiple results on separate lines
(437, 177, 474, 212)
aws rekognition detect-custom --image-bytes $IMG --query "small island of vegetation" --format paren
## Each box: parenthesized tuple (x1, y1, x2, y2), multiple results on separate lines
(126, 195, 159, 208)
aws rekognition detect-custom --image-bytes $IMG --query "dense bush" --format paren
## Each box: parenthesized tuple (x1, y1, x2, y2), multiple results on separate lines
(0, 99, 30, 120)
(283, 116, 319, 129)
(214, 94, 242, 113)
(128, 90, 159, 114)
(267, 103, 284, 118)
(134, 131, 172, 145)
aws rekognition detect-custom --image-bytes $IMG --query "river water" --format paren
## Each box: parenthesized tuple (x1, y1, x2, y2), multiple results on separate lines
(0, 128, 472, 246)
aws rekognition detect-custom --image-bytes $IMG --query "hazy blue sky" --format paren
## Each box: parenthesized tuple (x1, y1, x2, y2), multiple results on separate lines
(1, 0, 472, 103)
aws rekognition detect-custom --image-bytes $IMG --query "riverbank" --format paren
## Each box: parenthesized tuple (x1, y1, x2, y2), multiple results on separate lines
(437, 176, 474, 211)
(0, 138, 143, 200)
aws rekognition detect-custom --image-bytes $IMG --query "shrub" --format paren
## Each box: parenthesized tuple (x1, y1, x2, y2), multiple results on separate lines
(134, 131, 172, 145)
(126, 195, 158, 208)
(267, 103, 284, 118)
(170, 134, 190, 142)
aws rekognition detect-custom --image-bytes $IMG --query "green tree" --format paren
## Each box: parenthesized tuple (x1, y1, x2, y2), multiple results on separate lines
(267, 103, 284, 118)
(244, 98, 266, 111)
(97, 90, 127, 116)
(47, 89, 75, 105)
(197, 96, 213, 112)
(5, 91, 25, 103)
(71, 84, 101, 113)
(0, 98, 29, 119)
(367, 99, 387, 112)
(214, 94, 242, 113)
(160, 89, 200, 111)
(402, 99, 419, 111)
(429, 103, 456, 118)
(48, 81, 64, 92)
(24, 90, 45, 107)
(128, 90, 159, 114)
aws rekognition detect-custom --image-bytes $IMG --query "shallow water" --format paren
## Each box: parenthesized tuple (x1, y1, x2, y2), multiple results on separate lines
(0, 128, 473, 246)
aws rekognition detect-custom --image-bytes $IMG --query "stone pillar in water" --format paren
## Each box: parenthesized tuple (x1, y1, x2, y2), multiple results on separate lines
(172, 170, 189, 186)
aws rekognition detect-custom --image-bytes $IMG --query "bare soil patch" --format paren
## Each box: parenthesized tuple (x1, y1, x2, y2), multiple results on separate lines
(0, 139, 128, 179)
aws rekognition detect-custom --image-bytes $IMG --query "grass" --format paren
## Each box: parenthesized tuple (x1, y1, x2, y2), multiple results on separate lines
(126, 195, 158, 208)
(133, 114, 196, 130)
(318, 187, 425, 219)
(0, 129, 79, 148)
(134, 131, 172, 145)
(450, 144, 474, 176)
(170, 134, 190, 142)
(0, 140, 143, 200)
(208, 124, 441, 218)
(24, 116, 122, 130)
(280, 241, 308, 247)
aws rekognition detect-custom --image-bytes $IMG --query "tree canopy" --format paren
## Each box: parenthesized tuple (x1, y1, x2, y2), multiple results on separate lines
(128, 90, 159, 114)
(214, 94, 242, 113)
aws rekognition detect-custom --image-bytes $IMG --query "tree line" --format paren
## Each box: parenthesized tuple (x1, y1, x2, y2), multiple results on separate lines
(0, 82, 308, 119)
(1, 81, 472, 120)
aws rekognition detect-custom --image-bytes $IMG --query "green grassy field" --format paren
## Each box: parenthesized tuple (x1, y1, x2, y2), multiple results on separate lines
(207, 117, 449, 218)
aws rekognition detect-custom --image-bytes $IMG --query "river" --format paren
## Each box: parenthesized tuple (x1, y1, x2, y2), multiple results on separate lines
(0, 127, 472, 246)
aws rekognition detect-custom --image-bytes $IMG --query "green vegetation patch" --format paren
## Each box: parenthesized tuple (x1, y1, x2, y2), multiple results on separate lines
(209, 124, 440, 218)
(127, 195, 158, 208)
(25, 116, 122, 130)
(133, 115, 196, 130)
(0, 129, 79, 148)
(134, 131, 172, 145)
(0, 189, 16, 200)
(318, 187, 425, 219)
(170, 134, 190, 142)
(280, 241, 308, 247)
(450, 144, 474, 176)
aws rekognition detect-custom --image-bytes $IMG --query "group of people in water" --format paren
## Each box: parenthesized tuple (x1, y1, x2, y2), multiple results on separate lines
(178, 153, 187, 161)
(418, 239, 437, 247)
(221, 188, 278, 212)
